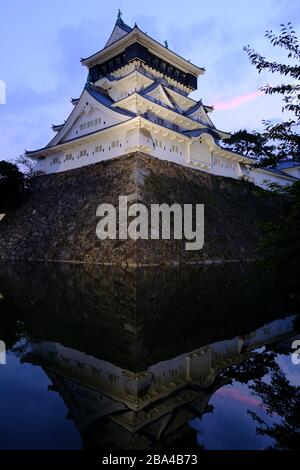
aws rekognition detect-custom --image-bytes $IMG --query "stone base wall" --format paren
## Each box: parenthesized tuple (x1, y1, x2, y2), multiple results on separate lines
(0, 152, 286, 266)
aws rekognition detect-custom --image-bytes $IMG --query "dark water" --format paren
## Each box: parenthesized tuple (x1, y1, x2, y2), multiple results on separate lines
(0, 261, 299, 450)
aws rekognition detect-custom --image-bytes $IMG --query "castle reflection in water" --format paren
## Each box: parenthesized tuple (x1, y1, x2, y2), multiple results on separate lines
(0, 261, 299, 449)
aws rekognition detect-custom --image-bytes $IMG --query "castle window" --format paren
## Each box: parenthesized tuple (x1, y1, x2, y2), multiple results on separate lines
(111, 140, 119, 149)
(52, 157, 59, 164)
(95, 145, 103, 153)
(80, 150, 87, 157)
(65, 153, 72, 161)
(100, 64, 107, 75)
(157, 117, 165, 126)
(152, 56, 159, 68)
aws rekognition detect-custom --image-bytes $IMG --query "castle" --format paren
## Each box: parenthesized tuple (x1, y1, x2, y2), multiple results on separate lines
(27, 13, 299, 190)
(24, 315, 297, 449)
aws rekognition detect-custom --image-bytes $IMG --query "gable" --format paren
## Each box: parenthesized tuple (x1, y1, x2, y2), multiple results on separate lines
(145, 85, 176, 109)
(105, 25, 130, 47)
(188, 105, 215, 127)
(61, 106, 118, 143)
(48, 89, 130, 147)
(164, 88, 195, 112)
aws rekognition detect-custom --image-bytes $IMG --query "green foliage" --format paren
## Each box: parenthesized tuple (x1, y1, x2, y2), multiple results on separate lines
(257, 181, 300, 299)
(222, 350, 278, 384)
(225, 24, 300, 166)
(13, 154, 35, 183)
(245, 23, 300, 115)
(266, 182, 286, 192)
(224, 347, 300, 449)
(223, 128, 275, 160)
(0, 160, 25, 212)
(248, 366, 300, 450)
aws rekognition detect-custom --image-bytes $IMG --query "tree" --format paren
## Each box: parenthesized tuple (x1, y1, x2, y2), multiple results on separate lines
(248, 366, 300, 450)
(222, 350, 278, 384)
(13, 153, 36, 188)
(258, 181, 300, 266)
(243, 23, 300, 166)
(222, 347, 300, 449)
(223, 128, 275, 162)
(0, 161, 25, 212)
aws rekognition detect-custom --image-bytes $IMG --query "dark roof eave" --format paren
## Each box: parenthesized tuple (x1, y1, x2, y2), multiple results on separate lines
(259, 167, 299, 179)
(136, 93, 216, 129)
(27, 85, 136, 156)
(81, 26, 204, 75)
(86, 83, 135, 117)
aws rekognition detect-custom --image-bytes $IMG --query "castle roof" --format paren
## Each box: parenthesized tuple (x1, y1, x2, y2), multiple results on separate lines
(275, 160, 300, 170)
(81, 15, 204, 77)
(260, 166, 299, 180)
(26, 84, 136, 156)
(86, 83, 134, 117)
(183, 128, 230, 142)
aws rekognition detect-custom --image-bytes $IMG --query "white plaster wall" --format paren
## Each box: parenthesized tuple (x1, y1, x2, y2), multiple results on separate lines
(61, 107, 119, 142)
(211, 152, 240, 179)
(190, 141, 211, 165)
(249, 167, 294, 190)
(35, 131, 127, 174)
(152, 136, 186, 166)
(210, 338, 243, 367)
(243, 316, 296, 350)
(33, 128, 297, 192)
(280, 166, 300, 179)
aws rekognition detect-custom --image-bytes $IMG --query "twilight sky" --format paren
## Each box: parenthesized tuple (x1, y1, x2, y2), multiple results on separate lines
(0, 0, 299, 161)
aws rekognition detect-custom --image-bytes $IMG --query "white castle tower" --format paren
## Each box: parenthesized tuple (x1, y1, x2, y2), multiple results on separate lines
(27, 12, 298, 190)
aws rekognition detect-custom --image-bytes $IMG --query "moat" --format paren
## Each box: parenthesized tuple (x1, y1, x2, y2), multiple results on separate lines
(0, 261, 299, 450)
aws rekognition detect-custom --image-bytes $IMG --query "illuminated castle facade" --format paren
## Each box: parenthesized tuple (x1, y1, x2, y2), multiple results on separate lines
(27, 13, 298, 190)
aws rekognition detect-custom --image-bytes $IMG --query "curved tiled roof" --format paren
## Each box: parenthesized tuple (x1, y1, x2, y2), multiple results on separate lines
(275, 160, 300, 170)
(185, 100, 204, 116)
(183, 128, 221, 142)
(260, 166, 298, 179)
(81, 19, 204, 75)
(86, 83, 135, 117)
(115, 17, 133, 34)
(26, 84, 135, 155)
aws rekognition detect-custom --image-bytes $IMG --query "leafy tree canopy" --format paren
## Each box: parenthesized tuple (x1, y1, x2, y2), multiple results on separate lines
(224, 23, 300, 167)
(0, 160, 25, 212)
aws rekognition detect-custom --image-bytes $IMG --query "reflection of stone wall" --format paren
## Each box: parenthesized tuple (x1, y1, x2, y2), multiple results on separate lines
(0, 261, 137, 367)
(22, 313, 297, 450)
(0, 153, 287, 265)
(0, 261, 295, 370)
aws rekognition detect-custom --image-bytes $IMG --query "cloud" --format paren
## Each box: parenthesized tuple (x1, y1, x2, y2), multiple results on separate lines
(216, 385, 261, 407)
(214, 90, 263, 110)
